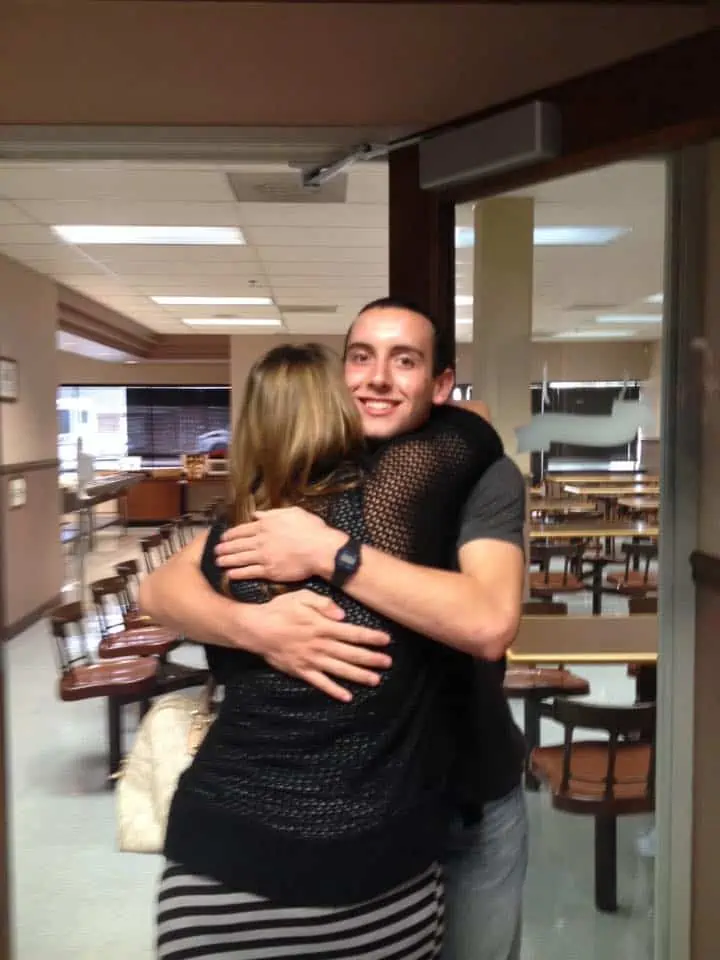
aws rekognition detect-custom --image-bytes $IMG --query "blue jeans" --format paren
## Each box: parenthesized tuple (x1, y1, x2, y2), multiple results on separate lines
(441, 785, 529, 960)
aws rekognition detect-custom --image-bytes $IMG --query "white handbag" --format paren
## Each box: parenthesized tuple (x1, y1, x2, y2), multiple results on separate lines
(116, 681, 217, 854)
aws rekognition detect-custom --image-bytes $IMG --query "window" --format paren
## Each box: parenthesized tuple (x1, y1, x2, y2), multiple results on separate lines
(530, 380, 641, 479)
(125, 386, 230, 462)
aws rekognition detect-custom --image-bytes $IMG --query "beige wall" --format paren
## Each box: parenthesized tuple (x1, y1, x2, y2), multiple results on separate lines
(64, 337, 654, 397)
(0, 4, 703, 127)
(0, 255, 62, 632)
(58, 352, 229, 386)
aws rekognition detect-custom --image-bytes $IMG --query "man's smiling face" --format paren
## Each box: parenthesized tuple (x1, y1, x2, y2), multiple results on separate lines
(344, 306, 454, 439)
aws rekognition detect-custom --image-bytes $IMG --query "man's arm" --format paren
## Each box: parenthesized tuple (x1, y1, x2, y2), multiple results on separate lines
(138, 534, 392, 702)
(217, 458, 525, 661)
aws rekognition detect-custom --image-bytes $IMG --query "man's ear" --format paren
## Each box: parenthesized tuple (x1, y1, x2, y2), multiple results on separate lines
(431, 367, 456, 405)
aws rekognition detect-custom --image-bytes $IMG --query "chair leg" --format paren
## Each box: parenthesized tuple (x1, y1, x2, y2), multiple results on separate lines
(523, 699, 541, 792)
(107, 697, 123, 783)
(595, 815, 618, 912)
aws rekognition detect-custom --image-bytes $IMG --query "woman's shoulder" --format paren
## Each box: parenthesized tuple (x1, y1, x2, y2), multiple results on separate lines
(429, 403, 503, 451)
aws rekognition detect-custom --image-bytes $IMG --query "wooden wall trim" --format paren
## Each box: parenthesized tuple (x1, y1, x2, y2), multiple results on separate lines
(58, 296, 157, 358)
(3, 594, 61, 643)
(440, 28, 720, 203)
(690, 550, 720, 590)
(0, 459, 58, 477)
(149, 334, 230, 361)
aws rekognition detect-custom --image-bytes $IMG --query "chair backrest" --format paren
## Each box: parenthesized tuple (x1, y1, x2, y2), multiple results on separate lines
(140, 533, 165, 573)
(621, 541, 658, 583)
(90, 575, 133, 636)
(175, 516, 195, 548)
(548, 698, 656, 804)
(522, 600, 568, 616)
(115, 559, 141, 600)
(628, 596, 658, 615)
(50, 602, 93, 672)
(532, 540, 586, 584)
(158, 524, 177, 559)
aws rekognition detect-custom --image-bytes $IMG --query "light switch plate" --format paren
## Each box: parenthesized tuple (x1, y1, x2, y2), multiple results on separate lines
(8, 476, 26, 509)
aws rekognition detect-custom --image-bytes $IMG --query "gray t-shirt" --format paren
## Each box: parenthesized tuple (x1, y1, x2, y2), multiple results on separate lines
(450, 455, 527, 808)
(457, 455, 525, 552)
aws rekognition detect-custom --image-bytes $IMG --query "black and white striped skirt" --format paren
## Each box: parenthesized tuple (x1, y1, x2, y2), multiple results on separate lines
(156, 860, 444, 959)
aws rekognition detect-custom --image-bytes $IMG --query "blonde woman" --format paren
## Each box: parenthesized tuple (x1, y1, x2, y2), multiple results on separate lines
(158, 343, 504, 959)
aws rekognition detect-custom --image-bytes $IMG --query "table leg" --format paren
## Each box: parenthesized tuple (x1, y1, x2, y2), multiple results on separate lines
(595, 815, 618, 912)
(523, 699, 541, 791)
(592, 563, 603, 616)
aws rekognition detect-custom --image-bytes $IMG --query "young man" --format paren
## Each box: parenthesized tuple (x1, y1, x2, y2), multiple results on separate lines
(139, 298, 528, 960)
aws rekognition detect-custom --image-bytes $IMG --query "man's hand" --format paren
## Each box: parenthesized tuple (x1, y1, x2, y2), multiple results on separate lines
(242, 588, 391, 702)
(215, 507, 343, 583)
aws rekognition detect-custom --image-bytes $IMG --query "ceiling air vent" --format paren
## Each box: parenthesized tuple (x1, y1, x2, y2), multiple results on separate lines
(227, 172, 348, 204)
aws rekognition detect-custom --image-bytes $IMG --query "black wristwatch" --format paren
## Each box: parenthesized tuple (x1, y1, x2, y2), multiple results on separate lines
(330, 537, 362, 588)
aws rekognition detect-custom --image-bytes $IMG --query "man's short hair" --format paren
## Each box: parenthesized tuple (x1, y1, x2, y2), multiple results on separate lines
(343, 296, 455, 377)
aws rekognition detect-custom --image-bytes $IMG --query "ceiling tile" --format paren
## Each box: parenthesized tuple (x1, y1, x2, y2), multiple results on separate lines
(235, 203, 386, 229)
(0, 166, 234, 203)
(258, 245, 387, 264)
(16, 200, 245, 228)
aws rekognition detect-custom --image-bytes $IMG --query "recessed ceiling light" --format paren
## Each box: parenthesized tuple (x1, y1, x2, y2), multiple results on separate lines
(52, 225, 245, 245)
(595, 314, 662, 325)
(455, 226, 630, 249)
(182, 318, 282, 327)
(552, 330, 635, 340)
(645, 293, 664, 304)
(153, 296, 272, 306)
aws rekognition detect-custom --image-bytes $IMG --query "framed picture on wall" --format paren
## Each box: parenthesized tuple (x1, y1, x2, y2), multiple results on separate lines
(0, 357, 18, 402)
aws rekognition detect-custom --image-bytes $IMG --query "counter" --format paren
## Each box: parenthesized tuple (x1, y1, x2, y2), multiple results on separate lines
(123, 470, 230, 524)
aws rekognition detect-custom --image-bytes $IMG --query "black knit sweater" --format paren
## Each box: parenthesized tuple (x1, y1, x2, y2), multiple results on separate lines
(165, 406, 504, 905)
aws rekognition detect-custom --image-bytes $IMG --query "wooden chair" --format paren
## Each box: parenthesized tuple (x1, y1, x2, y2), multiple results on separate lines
(158, 523, 178, 560)
(50, 602, 157, 779)
(504, 601, 591, 791)
(531, 699, 656, 912)
(175, 515, 199, 548)
(90, 575, 210, 693)
(606, 542, 658, 596)
(529, 541, 587, 600)
(140, 532, 166, 573)
(91, 576, 178, 660)
(627, 596, 658, 703)
(114, 559, 155, 628)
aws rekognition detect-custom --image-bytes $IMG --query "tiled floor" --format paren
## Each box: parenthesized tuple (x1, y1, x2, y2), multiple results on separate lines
(6, 528, 655, 959)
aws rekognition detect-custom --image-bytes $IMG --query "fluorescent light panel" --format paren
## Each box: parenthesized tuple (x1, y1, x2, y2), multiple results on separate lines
(153, 296, 272, 306)
(182, 318, 282, 327)
(595, 314, 662, 325)
(52, 225, 245, 245)
(456, 226, 630, 249)
(455, 295, 473, 307)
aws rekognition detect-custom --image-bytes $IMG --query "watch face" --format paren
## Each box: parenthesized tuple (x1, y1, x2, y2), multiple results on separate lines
(339, 547, 354, 567)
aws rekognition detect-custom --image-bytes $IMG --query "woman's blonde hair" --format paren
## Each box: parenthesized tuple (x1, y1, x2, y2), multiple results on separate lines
(229, 342, 364, 525)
